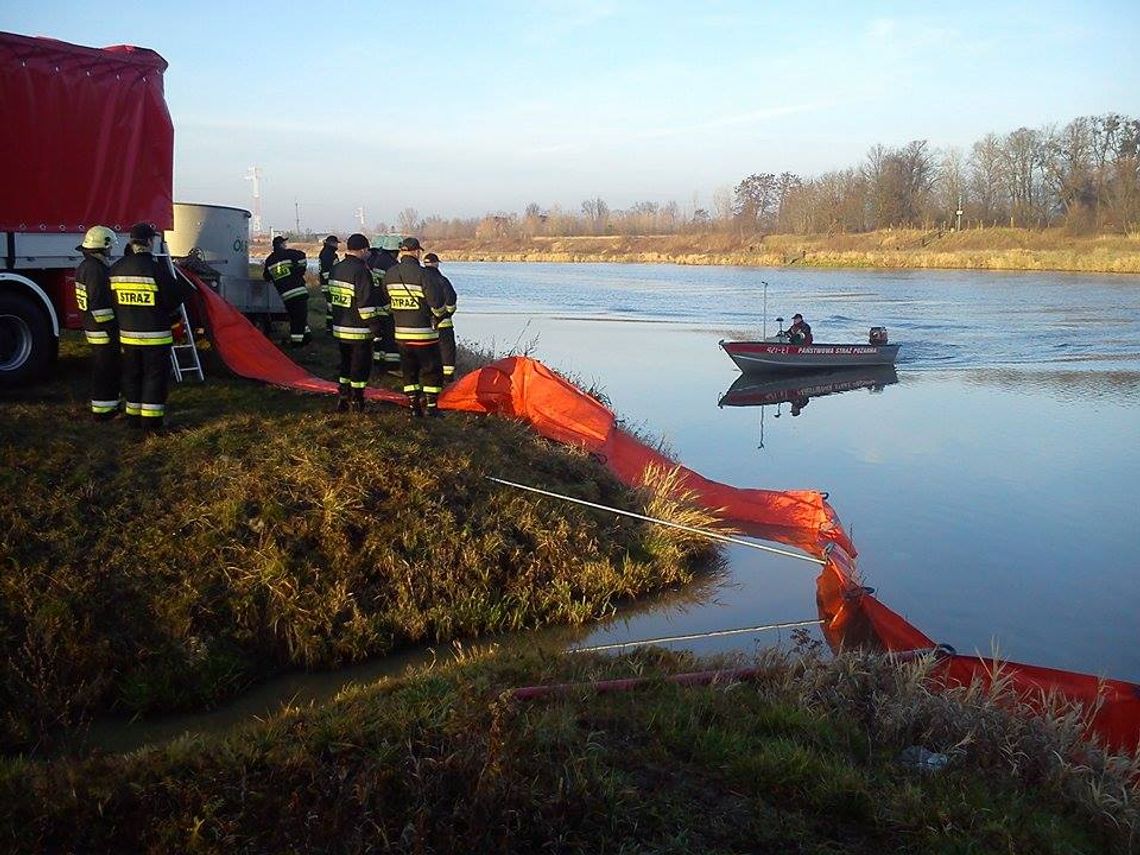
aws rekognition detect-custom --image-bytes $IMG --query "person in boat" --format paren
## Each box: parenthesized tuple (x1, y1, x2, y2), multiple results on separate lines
(788, 313, 813, 345)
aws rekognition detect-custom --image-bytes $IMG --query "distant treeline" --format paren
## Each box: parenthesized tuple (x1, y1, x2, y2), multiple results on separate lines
(339, 113, 1135, 241)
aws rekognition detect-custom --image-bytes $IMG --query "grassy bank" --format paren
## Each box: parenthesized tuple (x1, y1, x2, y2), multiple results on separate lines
(0, 307, 718, 753)
(264, 228, 1140, 273)
(2, 647, 1136, 852)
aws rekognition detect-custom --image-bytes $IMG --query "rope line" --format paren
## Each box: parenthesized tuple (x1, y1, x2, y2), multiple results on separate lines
(487, 476, 826, 566)
(569, 619, 825, 653)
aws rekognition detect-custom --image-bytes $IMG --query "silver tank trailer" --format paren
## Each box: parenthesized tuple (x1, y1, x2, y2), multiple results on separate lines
(166, 202, 285, 315)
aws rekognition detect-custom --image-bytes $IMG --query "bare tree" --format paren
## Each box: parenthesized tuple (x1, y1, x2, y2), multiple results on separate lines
(397, 207, 421, 235)
(1104, 117, 1140, 232)
(775, 172, 802, 231)
(780, 168, 867, 234)
(1043, 117, 1096, 229)
(733, 173, 779, 229)
(1000, 128, 1046, 227)
(969, 133, 1006, 226)
(522, 202, 545, 237)
(862, 141, 936, 228)
(936, 147, 967, 228)
(581, 197, 610, 235)
(712, 185, 734, 229)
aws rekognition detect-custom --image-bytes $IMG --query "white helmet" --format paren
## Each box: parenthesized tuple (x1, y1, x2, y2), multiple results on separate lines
(80, 225, 118, 252)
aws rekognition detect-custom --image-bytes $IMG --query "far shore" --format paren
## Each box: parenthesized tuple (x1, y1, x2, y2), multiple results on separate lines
(253, 228, 1140, 275)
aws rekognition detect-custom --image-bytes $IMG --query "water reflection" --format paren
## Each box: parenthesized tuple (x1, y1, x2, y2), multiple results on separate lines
(718, 366, 899, 413)
(962, 368, 1140, 403)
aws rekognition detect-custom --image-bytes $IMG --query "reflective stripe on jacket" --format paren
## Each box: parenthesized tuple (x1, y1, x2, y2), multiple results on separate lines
(431, 270, 457, 329)
(329, 255, 386, 341)
(75, 253, 118, 344)
(381, 256, 446, 345)
(263, 248, 308, 301)
(108, 251, 187, 345)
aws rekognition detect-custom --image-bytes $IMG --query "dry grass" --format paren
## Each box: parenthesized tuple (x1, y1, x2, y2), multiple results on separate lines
(0, 330, 722, 754)
(416, 228, 1140, 273)
(1, 646, 1135, 853)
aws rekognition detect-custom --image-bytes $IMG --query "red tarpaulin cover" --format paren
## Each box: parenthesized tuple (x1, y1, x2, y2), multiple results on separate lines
(192, 279, 1140, 752)
(0, 32, 174, 232)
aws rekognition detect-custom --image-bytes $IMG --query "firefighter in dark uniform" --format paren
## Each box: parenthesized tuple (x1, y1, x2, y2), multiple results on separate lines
(74, 225, 120, 421)
(367, 235, 401, 374)
(262, 235, 311, 347)
(788, 313, 813, 345)
(109, 223, 191, 431)
(328, 233, 386, 412)
(422, 252, 457, 382)
(317, 235, 339, 331)
(381, 237, 447, 417)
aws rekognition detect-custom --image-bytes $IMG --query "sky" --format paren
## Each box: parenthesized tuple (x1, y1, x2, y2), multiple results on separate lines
(5, 1, 1139, 232)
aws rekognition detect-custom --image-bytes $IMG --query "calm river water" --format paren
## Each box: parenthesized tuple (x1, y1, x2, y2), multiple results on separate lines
(449, 262, 1140, 682)
(92, 262, 1140, 751)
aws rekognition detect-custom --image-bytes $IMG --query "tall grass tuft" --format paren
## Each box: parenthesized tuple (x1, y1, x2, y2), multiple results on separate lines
(636, 464, 728, 568)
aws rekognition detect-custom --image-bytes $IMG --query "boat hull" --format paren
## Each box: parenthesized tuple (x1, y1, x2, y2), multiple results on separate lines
(720, 340, 900, 373)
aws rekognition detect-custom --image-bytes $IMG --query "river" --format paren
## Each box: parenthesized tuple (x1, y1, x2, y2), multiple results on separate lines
(450, 263, 1140, 681)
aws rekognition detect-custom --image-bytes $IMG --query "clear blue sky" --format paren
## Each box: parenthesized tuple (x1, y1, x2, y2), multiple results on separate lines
(6, 1, 1138, 232)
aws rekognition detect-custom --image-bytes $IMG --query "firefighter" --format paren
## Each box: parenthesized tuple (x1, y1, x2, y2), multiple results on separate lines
(381, 237, 447, 417)
(109, 223, 191, 432)
(328, 233, 386, 412)
(262, 235, 311, 347)
(317, 235, 339, 331)
(422, 252, 457, 382)
(367, 235, 401, 374)
(788, 313, 813, 345)
(74, 225, 120, 421)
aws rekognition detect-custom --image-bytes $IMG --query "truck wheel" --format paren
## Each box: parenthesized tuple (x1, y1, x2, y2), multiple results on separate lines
(0, 291, 56, 387)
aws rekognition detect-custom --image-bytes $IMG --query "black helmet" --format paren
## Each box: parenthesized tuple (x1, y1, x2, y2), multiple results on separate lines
(129, 222, 158, 243)
(398, 236, 422, 251)
(324, 235, 339, 245)
(272, 235, 287, 248)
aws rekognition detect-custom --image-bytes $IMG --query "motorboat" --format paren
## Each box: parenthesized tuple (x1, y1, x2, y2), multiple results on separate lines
(718, 365, 899, 409)
(720, 325, 899, 374)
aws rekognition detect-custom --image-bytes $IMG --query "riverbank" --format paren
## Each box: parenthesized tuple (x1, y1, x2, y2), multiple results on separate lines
(2, 647, 1136, 852)
(257, 228, 1140, 274)
(0, 312, 717, 754)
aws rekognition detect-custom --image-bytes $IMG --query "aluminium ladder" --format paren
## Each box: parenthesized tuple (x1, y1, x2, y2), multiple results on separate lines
(164, 257, 204, 383)
(170, 300, 204, 382)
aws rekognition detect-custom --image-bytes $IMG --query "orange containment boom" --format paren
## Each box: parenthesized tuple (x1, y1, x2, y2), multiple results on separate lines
(193, 280, 1140, 752)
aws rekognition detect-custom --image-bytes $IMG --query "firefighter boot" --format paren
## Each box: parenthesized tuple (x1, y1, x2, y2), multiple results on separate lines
(425, 393, 442, 418)
(350, 388, 367, 413)
(409, 392, 425, 418)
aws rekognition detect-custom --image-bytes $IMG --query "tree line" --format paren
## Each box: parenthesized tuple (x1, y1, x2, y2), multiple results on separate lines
(367, 112, 1139, 240)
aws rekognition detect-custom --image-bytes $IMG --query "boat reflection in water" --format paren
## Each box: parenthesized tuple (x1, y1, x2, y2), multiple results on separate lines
(718, 365, 899, 417)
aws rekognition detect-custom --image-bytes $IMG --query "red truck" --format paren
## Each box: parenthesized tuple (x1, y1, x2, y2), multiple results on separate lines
(0, 31, 175, 386)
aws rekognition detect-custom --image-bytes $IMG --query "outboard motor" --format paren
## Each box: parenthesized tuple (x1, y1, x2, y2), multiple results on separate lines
(869, 326, 888, 345)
